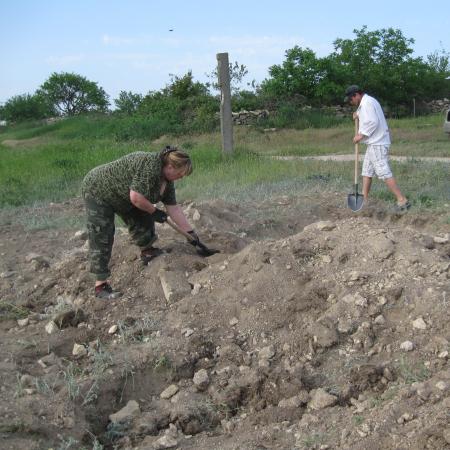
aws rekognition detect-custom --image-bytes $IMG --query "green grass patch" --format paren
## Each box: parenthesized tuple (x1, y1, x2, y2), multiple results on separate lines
(0, 113, 448, 214)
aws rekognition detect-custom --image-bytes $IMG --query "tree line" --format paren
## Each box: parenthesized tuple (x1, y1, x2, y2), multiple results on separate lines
(1, 27, 449, 123)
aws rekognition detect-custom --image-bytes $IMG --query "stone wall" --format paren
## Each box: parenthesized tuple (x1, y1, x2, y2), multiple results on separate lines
(231, 109, 269, 125)
(425, 98, 450, 113)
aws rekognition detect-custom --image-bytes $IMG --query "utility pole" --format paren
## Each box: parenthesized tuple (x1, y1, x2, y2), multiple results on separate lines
(216, 52, 233, 154)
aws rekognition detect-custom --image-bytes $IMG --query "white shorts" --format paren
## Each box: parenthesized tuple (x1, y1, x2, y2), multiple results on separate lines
(362, 145, 393, 180)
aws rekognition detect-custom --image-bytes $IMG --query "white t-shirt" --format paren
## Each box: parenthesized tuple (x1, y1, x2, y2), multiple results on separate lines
(356, 94, 391, 145)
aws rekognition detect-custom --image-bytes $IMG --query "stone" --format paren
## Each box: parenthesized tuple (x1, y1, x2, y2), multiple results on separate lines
(154, 435, 178, 449)
(412, 317, 427, 330)
(45, 321, 59, 335)
(192, 209, 201, 221)
(259, 345, 276, 360)
(438, 351, 449, 359)
(160, 384, 179, 399)
(308, 388, 337, 410)
(229, 317, 239, 326)
(193, 369, 209, 391)
(366, 235, 395, 260)
(278, 392, 309, 408)
(109, 400, 140, 424)
(72, 343, 87, 357)
(108, 325, 118, 334)
(17, 318, 29, 327)
(443, 428, 450, 444)
(374, 315, 385, 325)
(303, 221, 336, 232)
(158, 268, 192, 303)
(73, 230, 88, 240)
(433, 234, 449, 244)
(400, 341, 415, 352)
(435, 381, 448, 391)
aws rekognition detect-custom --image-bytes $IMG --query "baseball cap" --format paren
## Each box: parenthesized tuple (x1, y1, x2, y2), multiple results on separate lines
(344, 85, 360, 102)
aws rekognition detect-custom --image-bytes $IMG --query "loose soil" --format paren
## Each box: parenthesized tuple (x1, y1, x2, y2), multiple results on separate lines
(0, 194, 449, 450)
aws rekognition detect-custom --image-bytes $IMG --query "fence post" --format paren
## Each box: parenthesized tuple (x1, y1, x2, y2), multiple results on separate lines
(216, 52, 233, 154)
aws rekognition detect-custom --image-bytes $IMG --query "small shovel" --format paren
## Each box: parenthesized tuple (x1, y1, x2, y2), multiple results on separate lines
(166, 218, 220, 257)
(347, 118, 364, 212)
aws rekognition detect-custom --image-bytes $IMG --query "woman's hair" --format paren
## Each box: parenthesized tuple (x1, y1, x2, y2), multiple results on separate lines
(160, 145, 193, 176)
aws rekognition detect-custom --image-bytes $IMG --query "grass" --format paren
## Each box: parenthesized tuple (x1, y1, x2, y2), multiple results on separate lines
(0, 113, 448, 217)
(396, 356, 430, 384)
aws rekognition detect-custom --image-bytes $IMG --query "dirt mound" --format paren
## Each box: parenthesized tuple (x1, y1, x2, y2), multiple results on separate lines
(0, 198, 449, 449)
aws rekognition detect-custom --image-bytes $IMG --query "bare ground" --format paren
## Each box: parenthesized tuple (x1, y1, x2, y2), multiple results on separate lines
(0, 194, 449, 450)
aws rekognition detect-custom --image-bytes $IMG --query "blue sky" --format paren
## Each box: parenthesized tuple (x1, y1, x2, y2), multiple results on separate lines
(1, 0, 449, 104)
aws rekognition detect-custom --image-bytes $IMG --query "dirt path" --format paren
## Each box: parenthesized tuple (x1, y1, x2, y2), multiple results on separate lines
(274, 154, 450, 163)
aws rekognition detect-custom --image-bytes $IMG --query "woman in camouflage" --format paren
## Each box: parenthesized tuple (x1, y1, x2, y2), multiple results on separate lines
(81, 146, 199, 299)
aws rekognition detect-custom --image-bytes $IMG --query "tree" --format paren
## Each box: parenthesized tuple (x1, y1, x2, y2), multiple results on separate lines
(164, 71, 209, 100)
(38, 72, 109, 116)
(206, 61, 252, 94)
(261, 47, 325, 104)
(0, 93, 54, 122)
(114, 91, 143, 115)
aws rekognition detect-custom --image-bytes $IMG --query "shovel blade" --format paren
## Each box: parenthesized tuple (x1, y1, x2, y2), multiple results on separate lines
(196, 242, 220, 257)
(347, 192, 364, 212)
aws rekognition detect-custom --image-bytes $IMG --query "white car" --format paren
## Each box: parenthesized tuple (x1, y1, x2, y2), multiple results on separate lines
(445, 109, 450, 135)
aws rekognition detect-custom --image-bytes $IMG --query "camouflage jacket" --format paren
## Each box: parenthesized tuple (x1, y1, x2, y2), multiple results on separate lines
(81, 151, 176, 213)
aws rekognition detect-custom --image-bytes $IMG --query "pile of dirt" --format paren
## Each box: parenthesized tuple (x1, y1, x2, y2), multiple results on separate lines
(0, 197, 449, 450)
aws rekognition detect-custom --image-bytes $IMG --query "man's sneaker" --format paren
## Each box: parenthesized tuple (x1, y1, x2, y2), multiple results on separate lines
(141, 247, 163, 266)
(394, 200, 411, 213)
(95, 283, 122, 300)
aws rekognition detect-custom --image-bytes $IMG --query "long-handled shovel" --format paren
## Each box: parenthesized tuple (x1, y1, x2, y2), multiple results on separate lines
(347, 118, 364, 212)
(166, 218, 220, 257)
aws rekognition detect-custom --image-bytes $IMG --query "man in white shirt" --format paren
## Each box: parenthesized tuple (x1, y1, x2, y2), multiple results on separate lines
(345, 85, 410, 212)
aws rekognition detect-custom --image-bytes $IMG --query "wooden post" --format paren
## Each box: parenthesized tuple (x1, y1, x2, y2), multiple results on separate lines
(216, 52, 233, 154)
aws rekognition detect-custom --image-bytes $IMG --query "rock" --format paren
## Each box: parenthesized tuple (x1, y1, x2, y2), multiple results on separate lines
(308, 388, 337, 410)
(192, 209, 201, 221)
(45, 321, 59, 335)
(304, 221, 336, 232)
(400, 341, 415, 352)
(193, 369, 209, 391)
(73, 230, 88, 240)
(20, 374, 34, 387)
(374, 315, 385, 325)
(109, 400, 140, 424)
(412, 317, 427, 330)
(313, 321, 338, 348)
(181, 328, 194, 337)
(342, 292, 367, 307)
(229, 317, 239, 326)
(108, 325, 118, 334)
(158, 268, 192, 303)
(278, 392, 309, 408)
(433, 234, 449, 244)
(53, 309, 86, 328)
(259, 345, 276, 360)
(191, 283, 201, 295)
(435, 381, 448, 391)
(443, 428, 450, 444)
(17, 318, 29, 327)
(438, 351, 449, 359)
(72, 343, 87, 357)
(160, 384, 179, 399)
(153, 435, 178, 449)
(0, 271, 15, 279)
(366, 235, 395, 260)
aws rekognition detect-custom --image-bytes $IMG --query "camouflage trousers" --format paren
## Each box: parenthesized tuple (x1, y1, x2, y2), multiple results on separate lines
(83, 192, 157, 280)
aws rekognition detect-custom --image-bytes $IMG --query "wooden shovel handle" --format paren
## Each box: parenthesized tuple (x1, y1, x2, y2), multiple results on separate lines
(166, 218, 195, 242)
(354, 117, 359, 184)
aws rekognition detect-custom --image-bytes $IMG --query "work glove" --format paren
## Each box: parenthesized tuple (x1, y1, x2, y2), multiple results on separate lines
(187, 230, 200, 246)
(152, 208, 168, 223)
